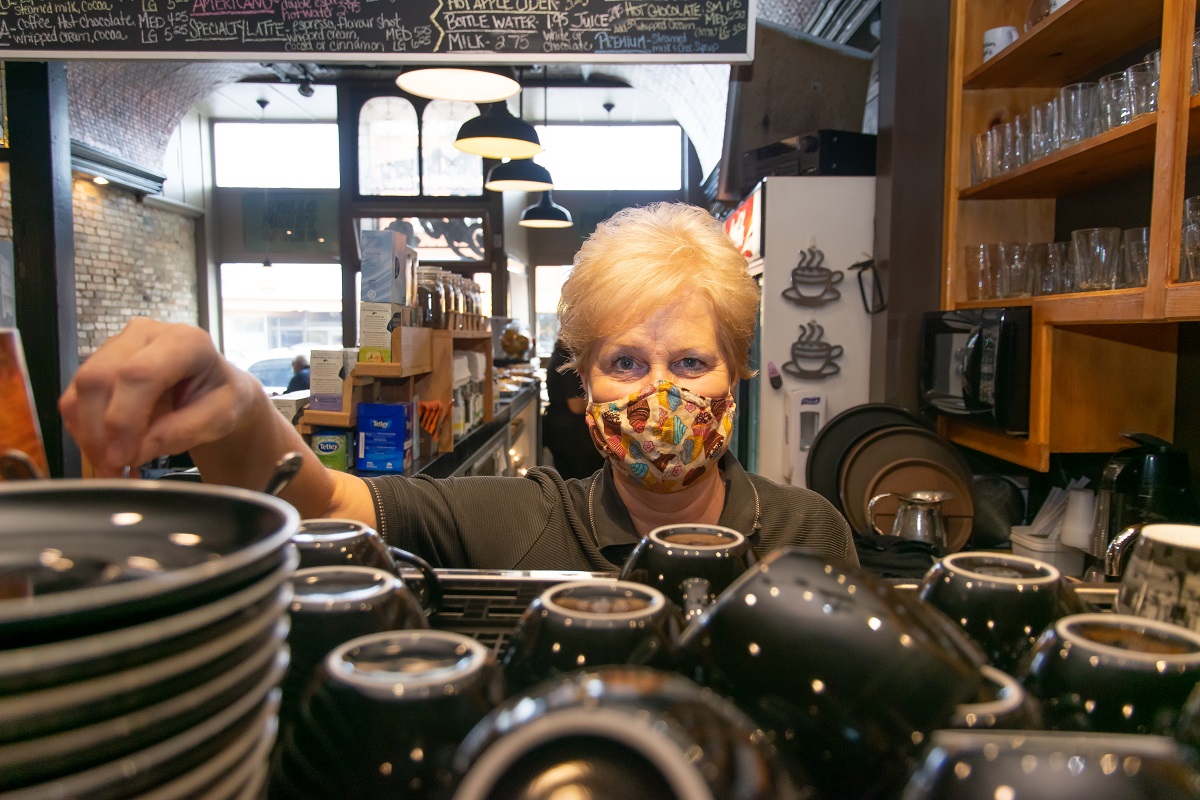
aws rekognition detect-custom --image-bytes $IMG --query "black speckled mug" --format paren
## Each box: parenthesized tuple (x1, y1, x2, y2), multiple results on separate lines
(620, 523, 755, 621)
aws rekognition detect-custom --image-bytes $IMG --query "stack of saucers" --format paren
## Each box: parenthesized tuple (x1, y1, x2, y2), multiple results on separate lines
(0, 479, 299, 800)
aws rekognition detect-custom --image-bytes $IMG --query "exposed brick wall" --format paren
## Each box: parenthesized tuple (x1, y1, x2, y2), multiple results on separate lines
(0, 162, 198, 358)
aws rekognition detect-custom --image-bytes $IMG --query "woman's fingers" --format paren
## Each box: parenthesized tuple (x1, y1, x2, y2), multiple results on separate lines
(60, 319, 242, 475)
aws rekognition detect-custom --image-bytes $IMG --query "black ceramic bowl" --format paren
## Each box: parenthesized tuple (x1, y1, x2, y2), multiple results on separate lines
(500, 580, 683, 693)
(678, 547, 986, 799)
(950, 664, 1042, 731)
(279, 630, 504, 800)
(620, 524, 756, 621)
(901, 729, 1200, 800)
(1020, 612, 1200, 735)
(450, 666, 808, 800)
(919, 551, 1081, 674)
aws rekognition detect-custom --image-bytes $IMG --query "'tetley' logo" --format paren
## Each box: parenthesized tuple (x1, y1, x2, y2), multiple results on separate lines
(373, 420, 391, 429)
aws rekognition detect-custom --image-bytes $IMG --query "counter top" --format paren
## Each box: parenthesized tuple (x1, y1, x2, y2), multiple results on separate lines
(408, 382, 539, 480)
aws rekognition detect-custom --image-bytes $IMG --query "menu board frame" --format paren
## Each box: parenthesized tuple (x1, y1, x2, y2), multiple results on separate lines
(0, 0, 755, 62)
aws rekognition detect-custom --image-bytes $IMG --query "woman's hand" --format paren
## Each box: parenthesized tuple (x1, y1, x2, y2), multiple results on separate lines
(59, 318, 266, 477)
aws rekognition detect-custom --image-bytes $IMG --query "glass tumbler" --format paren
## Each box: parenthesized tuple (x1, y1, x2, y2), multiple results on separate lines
(1125, 63, 1158, 117)
(1027, 243, 1055, 295)
(997, 242, 1033, 298)
(1058, 82, 1098, 146)
(970, 131, 991, 185)
(1096, 72, 1131, 132)
(1121, 227, 1150, 288)
(964, 243, 997, 300)
(1185, 195, 1200, 228)
(1194, 30, 1200, 95)
(1029, 99, 1058, 159)
(1184, 223, 1200, 283)
(1072, 227, 1123, 291)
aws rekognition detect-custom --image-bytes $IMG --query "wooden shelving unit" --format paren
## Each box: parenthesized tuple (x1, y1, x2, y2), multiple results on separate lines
(941, 0, 1194, 470)
(296, 324, 494, 456)
(961, 0, 1164, 89)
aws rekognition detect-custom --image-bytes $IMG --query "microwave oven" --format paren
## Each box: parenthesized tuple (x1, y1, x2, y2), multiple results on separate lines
(918, 307, 1032, 436)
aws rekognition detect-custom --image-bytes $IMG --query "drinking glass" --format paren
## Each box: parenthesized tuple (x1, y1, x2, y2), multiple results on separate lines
(1125, 63, 1158, 118)
(1185, 195, 1200, 228)
(997, 242, 1033, 298)
(970, 131, 991, 184)
(1121, 227, 1150, 288)
(1072, 227, 1123, 291)
(1183, 223, 1200, 283)
(964, 244, 997, 300)
(1027, 243, 1055, 295)
(1059, 82, 1097, 146)
(1029, 99, 1058, 159)
(1011, 113, 1030, 168)
(998, 121, 1016, 173)
(1096, 72, 1130, 132)
(1194, 30, 1200, 95)
(1145, 48, 1161, 81)
(1048, 242, 1076, 293)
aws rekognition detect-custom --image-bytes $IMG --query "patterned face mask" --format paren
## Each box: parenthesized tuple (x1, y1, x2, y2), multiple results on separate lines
(585, 380, 735, 493)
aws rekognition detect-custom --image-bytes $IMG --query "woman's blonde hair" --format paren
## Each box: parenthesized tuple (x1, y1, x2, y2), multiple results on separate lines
(557, 202, 760, 380)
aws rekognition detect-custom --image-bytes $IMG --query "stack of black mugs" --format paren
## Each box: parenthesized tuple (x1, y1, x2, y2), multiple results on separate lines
(272, 520, 1200, 800)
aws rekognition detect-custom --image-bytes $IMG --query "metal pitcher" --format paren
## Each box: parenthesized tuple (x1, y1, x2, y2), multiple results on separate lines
(869, 490, 953, 548)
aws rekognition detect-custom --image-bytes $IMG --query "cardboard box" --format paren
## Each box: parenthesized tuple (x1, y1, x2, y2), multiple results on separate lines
(360, 230, 409, 305)
(311, 428, 352, 471)
(357, 402, 412, 473)
(271, 390, 309, 425)
(308, 349, 347, 412)
(358, 302, 402, 363)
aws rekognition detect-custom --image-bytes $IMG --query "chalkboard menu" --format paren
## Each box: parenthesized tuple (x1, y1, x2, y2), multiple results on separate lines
(0, 0, 753, 61)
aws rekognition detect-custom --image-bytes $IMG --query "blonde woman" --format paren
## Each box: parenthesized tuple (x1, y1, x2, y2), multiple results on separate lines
(60, 203, 856, 571)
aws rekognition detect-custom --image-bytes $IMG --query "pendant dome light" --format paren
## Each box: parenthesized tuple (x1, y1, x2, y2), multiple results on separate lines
(395, 66, 520, 103)
(483, 69, 554, 192)
(520, 191, 573, 229)
(454, 102, 542, 160)
(519, 68, 570, 228)
(485, 159, 554, 192)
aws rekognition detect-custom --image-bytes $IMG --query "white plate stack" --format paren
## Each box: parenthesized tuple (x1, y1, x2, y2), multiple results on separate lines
(0, 480, 299, 800)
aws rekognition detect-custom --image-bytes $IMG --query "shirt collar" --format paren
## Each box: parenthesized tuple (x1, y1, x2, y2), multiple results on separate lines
(588, 452, 760, 551)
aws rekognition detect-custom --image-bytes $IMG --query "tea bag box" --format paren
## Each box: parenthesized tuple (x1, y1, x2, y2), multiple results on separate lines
(359, 233, 418, 364)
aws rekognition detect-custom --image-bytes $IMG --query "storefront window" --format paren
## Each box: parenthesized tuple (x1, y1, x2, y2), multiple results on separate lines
(358, 97, 419, 196)
(535, 265, 572, 357)
(220, 263, 343, 376)
(357, 217, 485, 262)
(214, 123, 340, 189)
(421, 100, 483, 196)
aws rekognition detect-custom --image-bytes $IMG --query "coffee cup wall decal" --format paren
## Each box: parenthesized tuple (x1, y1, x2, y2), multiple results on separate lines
(782, 245, 844, 308)
(782, 320, 843, 380)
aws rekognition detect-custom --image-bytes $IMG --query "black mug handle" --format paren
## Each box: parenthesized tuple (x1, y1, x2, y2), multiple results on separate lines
(388, 546, 443, 615)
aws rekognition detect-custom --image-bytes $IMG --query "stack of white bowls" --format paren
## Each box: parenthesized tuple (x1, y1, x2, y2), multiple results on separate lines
(0, 480, 299, 800)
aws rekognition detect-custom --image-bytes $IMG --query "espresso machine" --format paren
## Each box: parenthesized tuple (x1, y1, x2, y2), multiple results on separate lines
(1088, 433, 1197, 572)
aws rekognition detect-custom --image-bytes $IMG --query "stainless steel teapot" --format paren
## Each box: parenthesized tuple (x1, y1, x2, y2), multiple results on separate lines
(869, 490, 953, 548)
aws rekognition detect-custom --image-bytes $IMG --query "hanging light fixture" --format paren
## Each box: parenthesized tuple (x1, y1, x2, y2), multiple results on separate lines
(485, 159, 554, 192)
(519, 68, 570, 228)
(483, 70, 554, 192)
(396, 66, 521, 103)
(519, 191, 573, 228)
(454, 101, 542, 159)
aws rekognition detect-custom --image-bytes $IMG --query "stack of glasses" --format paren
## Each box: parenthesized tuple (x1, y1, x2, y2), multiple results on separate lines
(968, 34, 1200, 185)
(1181, 195, 1200, 283)
(964, 227, 1150, 300)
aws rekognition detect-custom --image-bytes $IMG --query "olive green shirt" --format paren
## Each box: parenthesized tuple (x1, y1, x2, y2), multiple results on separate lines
(364, 453, 858, 572)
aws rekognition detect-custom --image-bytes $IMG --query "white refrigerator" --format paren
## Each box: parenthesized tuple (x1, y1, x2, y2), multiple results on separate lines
(725, 176, 877, 487)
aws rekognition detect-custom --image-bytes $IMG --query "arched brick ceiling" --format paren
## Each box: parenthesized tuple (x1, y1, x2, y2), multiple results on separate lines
(64, 4, 825, 176)
(67, 61, 272, 168)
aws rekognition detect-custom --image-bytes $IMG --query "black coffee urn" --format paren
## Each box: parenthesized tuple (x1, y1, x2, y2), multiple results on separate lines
(1088, 433, 1196, 562)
